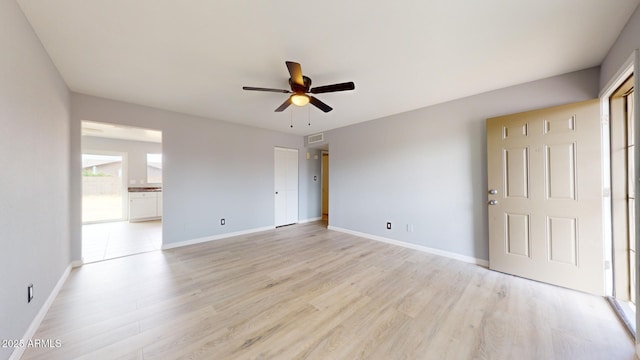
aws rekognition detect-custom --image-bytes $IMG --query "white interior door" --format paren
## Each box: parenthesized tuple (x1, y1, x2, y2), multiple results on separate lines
(275, 147, 298, 227)
(487, 99, 604, 295)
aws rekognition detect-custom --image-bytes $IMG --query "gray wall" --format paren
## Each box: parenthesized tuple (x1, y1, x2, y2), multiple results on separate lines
(600, 3, 640, 90)
(82, 136, 162, 186)
(321, 68, 599, 261)
(0, 0, 70, 359)
(70, 94, 322, 260)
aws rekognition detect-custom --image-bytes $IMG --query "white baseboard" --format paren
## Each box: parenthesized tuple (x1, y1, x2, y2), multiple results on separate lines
(162, 226, 275, 250)
(328, 226, 489, 267)
(9, 264, 72, 360)
(299, 217, 322, 224)
(71, 260, 83, 268)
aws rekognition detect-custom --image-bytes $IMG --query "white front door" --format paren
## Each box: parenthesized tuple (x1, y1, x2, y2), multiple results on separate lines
(487, 99, 604, 295)
(275, 147, 299, 227)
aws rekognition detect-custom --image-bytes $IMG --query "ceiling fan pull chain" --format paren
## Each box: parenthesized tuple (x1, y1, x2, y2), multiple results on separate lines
(290, 108, 293, 128)
(308, 105, 311, 126)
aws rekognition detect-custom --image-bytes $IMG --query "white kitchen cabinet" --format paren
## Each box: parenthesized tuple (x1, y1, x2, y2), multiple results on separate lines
(129, 191, 162, 221)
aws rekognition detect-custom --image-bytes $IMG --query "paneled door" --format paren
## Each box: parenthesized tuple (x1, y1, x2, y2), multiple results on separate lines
(275, 147, 299, 227)
(487, 99, 604, 295)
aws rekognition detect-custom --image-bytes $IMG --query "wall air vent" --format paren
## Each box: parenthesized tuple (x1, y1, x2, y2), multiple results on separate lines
(307, 133, 324, 144)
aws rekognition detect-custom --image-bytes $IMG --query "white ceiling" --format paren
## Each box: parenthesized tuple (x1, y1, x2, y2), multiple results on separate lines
(17, 0, 640, 136)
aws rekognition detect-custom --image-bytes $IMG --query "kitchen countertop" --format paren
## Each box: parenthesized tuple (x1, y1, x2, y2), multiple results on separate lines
(128, 187, 162, 192)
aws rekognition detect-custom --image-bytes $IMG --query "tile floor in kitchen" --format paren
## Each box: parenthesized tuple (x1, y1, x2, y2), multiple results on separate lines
(82, 220, 162, 263)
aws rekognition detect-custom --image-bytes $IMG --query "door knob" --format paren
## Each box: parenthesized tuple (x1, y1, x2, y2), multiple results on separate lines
(488, 200, 498, 206)
(488, 189, 498, 195)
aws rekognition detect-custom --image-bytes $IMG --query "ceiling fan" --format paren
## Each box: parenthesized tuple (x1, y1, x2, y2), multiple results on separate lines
(242, 61, 355, 113)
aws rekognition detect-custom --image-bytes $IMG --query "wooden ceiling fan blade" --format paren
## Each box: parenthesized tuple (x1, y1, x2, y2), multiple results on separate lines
(309, 96, 333, 113)
(275, 97, 292, 112)
(243, 86, 290, 93)
(286, 61, 304, 87)
(310, 81, 355, 94)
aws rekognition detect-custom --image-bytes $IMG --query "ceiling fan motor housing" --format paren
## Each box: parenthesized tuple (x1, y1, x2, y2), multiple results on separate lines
(289, 76, 312, 93)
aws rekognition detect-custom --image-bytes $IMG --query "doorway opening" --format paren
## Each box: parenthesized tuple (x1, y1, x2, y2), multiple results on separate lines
(81, 121, 163, 263)
(321, 151, 329, 223)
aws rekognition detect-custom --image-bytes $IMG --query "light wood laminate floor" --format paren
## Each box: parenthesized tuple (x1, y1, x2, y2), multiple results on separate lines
(24, 222, 636, 359)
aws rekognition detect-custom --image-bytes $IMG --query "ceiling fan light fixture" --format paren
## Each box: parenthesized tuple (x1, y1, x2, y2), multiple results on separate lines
(291, 93, 310, 106)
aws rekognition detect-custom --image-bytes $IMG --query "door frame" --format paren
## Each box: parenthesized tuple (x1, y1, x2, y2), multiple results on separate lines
(609, 74, 636, 304)
(600, 49, 640, 350)
(600, 50, 639, 297)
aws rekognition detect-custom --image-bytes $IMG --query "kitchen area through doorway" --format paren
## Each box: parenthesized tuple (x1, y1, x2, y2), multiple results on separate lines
(81, 121, 163, 263)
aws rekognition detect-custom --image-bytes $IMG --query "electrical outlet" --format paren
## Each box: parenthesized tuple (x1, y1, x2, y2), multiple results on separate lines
(386, 222, 392, 230)
(221, 218, 225, 226)
(27, 284, 33, 303)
